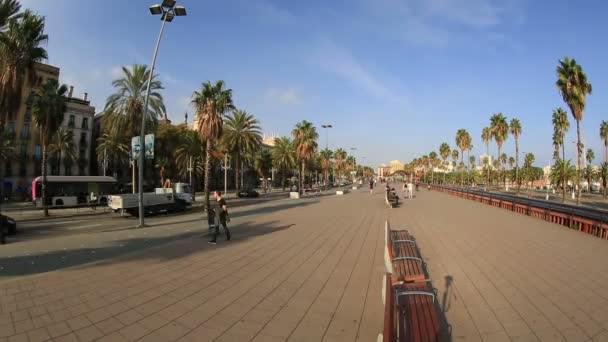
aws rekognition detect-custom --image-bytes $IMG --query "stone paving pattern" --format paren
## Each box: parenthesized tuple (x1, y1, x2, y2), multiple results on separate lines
(1, 189, 608, 341)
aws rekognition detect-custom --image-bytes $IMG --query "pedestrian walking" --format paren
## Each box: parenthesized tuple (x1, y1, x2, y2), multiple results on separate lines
(369, 179, 374, 194)
(208, 191, 231, 244)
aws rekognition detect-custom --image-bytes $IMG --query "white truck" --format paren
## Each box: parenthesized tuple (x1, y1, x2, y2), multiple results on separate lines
(108, 183, 192, 217)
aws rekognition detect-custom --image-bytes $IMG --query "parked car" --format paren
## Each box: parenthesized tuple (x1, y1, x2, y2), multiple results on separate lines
(238, 189, 259, 198)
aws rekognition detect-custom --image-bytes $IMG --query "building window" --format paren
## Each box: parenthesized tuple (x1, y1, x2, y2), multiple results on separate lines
(34, 144, 41, 160)
(68, 115, 75, 128)
(81, 118, 88, 130)
(19, 162, 26, 177)
(20, 143, 27, 159)
(80, 132, 87, 147)
(21, 124, 29, 139)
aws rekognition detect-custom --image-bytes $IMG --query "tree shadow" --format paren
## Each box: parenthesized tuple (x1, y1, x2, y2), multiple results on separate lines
(0, 219, 295, 281)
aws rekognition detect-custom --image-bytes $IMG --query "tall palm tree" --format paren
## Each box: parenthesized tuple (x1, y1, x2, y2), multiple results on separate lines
(439, 143, 450, 183)
(509, 118, 522, 193)
(481, 127, 492, 187)
(508, 156, 515, 169)
(292, 120, 318, 192)
(272, 136, 296, 190)
(585, 148, 595, 192)
(49, 128, 76, 175)
(556, 57, 592, 205)
(490, 113, 509, 188)
(334, 148, 347, 182)
(455, 129, 470, 186)
(175, 130, 203, 201)
(255, 149, 272, 193)
(600, 121, 608, 198)
(103, 64, 165, 138)
(0, 0, 20, 30)
(32, 79, 67, 216)
(0, 9, 46, 126)
(552, 107, 570, 202)
(96, 131, 128, 178)
(221, 110, 262, 193)
(428, 151, 437, 184)
(192, 80, 234, 209)
(319, 148, 333, 188)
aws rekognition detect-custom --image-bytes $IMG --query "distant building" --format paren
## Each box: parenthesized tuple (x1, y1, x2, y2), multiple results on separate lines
(262, 133, 278, 147)
(390, 160, 404, 174)
(378, 164, 391, 178)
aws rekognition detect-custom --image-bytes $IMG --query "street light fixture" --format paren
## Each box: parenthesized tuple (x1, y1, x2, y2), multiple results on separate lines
(138, 1, 187, 227)
(321, 124, 332, 150)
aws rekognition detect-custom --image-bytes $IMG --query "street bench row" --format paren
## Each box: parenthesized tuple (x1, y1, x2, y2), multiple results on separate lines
(378, 221, 448, 341)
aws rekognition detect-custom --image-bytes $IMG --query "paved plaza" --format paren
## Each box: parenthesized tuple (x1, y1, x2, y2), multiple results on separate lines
(1, 189, 608, 341)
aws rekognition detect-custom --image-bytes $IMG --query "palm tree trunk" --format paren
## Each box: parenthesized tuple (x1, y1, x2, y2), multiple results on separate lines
(460, 150, 464, 187)
(576, 120, 582, 206)
(562, 142, 566, 203)
(191, 160, 196, 202)
(604, 143, 607, 200)
(204, 139, 212, 210)
(42, 143, 49, 217)
(300, 160, 305, 193)
(515, 138, 520, 194)
(282, 169, 286, 191)
(235, 153, 240, 193)
(497, 146, 502, 190)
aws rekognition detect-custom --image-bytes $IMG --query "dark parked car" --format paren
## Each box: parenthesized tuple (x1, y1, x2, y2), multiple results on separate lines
(238, 189, 259, 198)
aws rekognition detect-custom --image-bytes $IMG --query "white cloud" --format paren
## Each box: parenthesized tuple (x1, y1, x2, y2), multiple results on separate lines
(266, 88, 302, 105)
(110, 66, 123, 79)
(311, 38, 405, 104)
(357, 0, 523, 47)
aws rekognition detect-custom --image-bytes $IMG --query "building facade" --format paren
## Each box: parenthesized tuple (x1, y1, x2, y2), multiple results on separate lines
(1, 62, 95, 200)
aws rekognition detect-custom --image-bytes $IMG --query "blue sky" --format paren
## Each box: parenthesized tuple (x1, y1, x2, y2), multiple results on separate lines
(20, 0, 608, 168)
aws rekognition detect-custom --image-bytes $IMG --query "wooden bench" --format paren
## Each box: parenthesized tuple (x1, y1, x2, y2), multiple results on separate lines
(384, 221, 425, 283)
(386, 190, 399, 208)
(380, 273, 447, 342)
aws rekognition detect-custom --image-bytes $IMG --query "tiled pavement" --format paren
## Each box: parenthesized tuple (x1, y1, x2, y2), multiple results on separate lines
(1, 189, 608, 341)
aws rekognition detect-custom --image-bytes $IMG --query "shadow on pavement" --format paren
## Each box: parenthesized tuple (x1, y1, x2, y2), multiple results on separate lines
(0, 219, 296, 281)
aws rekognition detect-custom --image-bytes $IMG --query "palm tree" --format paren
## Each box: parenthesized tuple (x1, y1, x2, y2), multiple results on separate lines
(255, 149, 272, 193)
(490, 113, 509, 188)
(585, 148, 595, 192)
(450, 149, 459, 185)
(455, 129, 471, 186)
(32, 79, 67, 216)
(0, 128, 14, 163)
(319, 148, 333, 188)
(600, 121, 608, 198)
(556, 57, 592, 205)
(428, 151, 437, 184)
(96, 131, 128, 178)
(334, 148, 347, 182)
(0, 9, 46, 173)
(481, 127, 492, 187)
(272, 136, 296, 190)
(0, 0, 20, 30)
(221, 110, 262, 193)
(551, 160, 576, 196)
(601, 163, 608, 200)
(49, 128, 76, 175)
(439, 143, 450, 183)
(508, 156, 515, 169)
(552, 107, 570, 202)
(292, 121, 318, 192)
(103, 65, 165, 138)
(509, 118, 522, 193)
(175, 130, 203, 201)
(192, 80, 234, 209)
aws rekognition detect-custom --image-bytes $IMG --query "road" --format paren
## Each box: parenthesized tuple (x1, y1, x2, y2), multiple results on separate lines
(0, 191, 327, 281)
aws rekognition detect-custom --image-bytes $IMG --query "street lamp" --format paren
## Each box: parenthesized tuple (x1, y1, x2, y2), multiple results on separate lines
(350, 147, 357, 183)
(138, 1, 187, 227)
(321, 124, 332, 150)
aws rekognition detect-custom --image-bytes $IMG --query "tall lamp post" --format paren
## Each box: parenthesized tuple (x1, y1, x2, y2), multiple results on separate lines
(321, 124, 332, 150)
(138, 1, 187, 227)
(350, 147, 357, 183)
